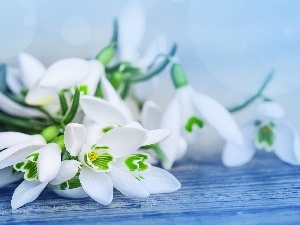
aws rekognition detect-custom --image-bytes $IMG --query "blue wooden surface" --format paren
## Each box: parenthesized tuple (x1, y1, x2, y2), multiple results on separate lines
(1, 150, 300, 225)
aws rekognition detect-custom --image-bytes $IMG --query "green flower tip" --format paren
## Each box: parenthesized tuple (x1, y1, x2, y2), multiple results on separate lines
(171, 63, 188, 89)
(41, 126, 59, 143)
(185, 116, 204, 133)
(54, 135, 66, 151)
(96, 44, 116, 66)
(256, 123, 275, 148)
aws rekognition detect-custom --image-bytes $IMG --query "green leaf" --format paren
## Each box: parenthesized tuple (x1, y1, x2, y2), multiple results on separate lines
(0, 64, 7, 92)
(63, 87, 80, 125)
(58, 90, 68, 116)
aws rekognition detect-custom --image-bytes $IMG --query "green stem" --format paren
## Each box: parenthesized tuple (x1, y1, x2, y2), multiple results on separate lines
(228, 70, 274, 113)
(151, 144, 168, 163)
(111, 18, 118, 45)
(58, 91, 68, 116)
(129, 43, 177, 83)
(3, 91, 59, 124)
(36, 106, 60, 124)
(63, 87, 80, 125)
(0, 111, 47, 132)
(120, 78, 131, 99)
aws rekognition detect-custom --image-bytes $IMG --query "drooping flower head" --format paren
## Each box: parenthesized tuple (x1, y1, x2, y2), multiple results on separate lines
(222, 101, 300, 167)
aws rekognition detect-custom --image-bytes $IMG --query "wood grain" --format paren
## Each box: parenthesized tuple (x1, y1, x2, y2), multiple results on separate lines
(1, 150, 300, 224)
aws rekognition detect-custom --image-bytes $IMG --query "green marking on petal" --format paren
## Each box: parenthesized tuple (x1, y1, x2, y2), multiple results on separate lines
(256, 123, 275, 149)
(91, 144, 109, 151)
(60, 174, 81, 190)
(14, 152, 39, 181)
(185, 116, 204, 133)
(255, 120, 262, 127)
(89, 152, 114, 171)
(135, 175, 145, 181)
(26, 152, 39, 162)
(14, 162, 25, 170)
(102, 124, 121, 133)
(83, 154, 93, 169)
(125, 154, 150, 172)
(23, 161, 38, 180)
(79, 85, 89, 95)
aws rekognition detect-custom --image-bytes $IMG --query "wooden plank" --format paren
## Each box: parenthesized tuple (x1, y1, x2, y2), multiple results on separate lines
(1, 151, 300, 224)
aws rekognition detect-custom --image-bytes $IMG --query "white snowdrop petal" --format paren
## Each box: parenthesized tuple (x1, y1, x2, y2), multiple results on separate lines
(255, 101, 285, 119)
(0, 166, 23, 188)
(97, 127, 147, 158)
(222, 121, 256, 167)
(83, 117, 103, 145)
(140, 166, 181, 194)
(0, 132, 45, 150)
(160, 97, 181, 170)
(107, 166, 150, 198)
(118, 1, 145, 61)
(124, 121, 144, 129)
(50, 160, 82, 185)
(0, 144, 44, 169)
(11, 180, 48, 209)
(25, 85, 58, 106)
(39, 58, 90, 89)
(79, 167, 113, 205)
(80, 96, 128, 126)
(18, 52, 46, 89)
(101, 75, 134, 121)
(140, 101, 162, 130)
(175, 137, 188, 160)
(52, 187, 89, 199)
(191, 88, 243, 146)
(6, 67, 23, 95)
(274, 122, 300, 165)
(0, 92, 45, 118)
(37, 144, 61, 182)
(143, 129, 171, 146)
(64, 123, 86, 157)
(80, 60, 104, 95)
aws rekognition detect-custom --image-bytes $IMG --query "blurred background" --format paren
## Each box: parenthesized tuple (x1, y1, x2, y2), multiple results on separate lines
(1, 0, 300, 152)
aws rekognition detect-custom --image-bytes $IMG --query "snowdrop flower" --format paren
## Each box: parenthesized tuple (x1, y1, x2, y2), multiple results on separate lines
(141, 101, 188, 168)
(1, 53, 46, 118)
(118, 1, 170, 101)
(56, 123, 180, 202)
(0, 167, 23, 188)
(118, 1, 145, 62)
(25, 58, 103, 109)
(0, 143, 61, 209)
(0, 132, 46, 152)
(80, 95, 171, 147)
(222, 101, 300, 167)
(159, 64, 243, 169)
(6, 52, 45, 95)
(55, 123, 146, 204)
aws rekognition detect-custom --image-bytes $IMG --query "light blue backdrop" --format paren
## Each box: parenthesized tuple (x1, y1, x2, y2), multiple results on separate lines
(0, 0, 299, 126)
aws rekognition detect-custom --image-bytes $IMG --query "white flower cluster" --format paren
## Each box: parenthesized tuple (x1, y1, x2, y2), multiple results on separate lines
(1, 2, 296, 210)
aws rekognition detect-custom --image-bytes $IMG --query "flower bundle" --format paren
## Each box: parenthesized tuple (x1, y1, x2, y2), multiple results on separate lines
(1, 2, 299, 209)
